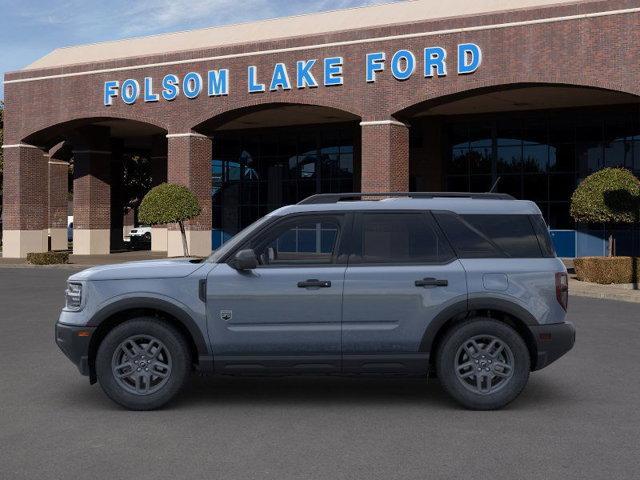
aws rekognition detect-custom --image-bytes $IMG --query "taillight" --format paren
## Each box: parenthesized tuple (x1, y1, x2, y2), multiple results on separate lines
(555, 272, 568, 311)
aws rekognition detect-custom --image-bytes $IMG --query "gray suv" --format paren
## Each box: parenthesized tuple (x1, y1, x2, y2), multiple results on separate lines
(56, 192, 575, 410)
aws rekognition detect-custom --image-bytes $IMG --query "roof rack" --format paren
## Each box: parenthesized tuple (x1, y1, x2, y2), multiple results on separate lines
(297, 192, 515, 205)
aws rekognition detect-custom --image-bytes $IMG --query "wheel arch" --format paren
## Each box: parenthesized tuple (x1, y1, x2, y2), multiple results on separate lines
(86, 298, 212, 383)
(422, 298, 539, 372)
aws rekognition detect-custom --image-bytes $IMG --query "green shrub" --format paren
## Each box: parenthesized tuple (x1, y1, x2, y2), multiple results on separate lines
(27, 251, 69, 265)
(570, 168, 640, 224)
(139, 183, 202, 256)
(574, 256, 640, 284)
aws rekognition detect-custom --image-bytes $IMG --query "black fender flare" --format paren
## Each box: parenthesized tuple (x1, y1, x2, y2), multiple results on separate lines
(87, 297, 211, 363)
(419, 296, 538, 354)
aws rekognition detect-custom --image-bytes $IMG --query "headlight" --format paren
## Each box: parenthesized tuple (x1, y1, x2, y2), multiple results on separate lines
(65, 282, 83, 310)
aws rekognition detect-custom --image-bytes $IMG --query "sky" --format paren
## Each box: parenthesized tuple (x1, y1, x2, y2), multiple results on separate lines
(0, 0, 402, 100)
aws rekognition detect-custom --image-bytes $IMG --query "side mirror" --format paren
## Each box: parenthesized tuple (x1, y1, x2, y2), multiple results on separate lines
(230, 249, 258, 270)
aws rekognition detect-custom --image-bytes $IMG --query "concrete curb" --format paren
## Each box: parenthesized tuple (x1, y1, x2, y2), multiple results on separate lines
(569, 278, 640, 304)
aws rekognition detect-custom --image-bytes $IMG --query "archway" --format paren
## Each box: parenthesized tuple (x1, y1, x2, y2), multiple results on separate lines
(193, 103, 361, 247)
(22, 117, 167, 255)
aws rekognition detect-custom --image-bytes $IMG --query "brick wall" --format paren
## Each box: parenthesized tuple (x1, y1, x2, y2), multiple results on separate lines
(2, 0, 640, 237)
(5, 1, 640, 145)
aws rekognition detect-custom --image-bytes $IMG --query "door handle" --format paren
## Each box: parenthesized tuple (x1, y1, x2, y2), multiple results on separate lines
(297, 279, 332, 288)
(415, 277, 448, 287)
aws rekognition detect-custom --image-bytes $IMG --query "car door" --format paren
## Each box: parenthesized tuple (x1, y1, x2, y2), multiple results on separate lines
(341, 211, 467, 374)
(206, 213, 349, 374)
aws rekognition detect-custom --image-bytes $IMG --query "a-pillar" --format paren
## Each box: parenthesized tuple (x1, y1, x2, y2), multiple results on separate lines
(150, 134, 168, 252)
(360, 120, 410, 192)
(166, 132, 212, 257)
(72, 127, 112, 255)
(48, 145, 69, 251)
(1, 143, 49, 258)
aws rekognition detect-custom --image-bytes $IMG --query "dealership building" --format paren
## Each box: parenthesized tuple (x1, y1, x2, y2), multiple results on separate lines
(3, 0, 640, 258)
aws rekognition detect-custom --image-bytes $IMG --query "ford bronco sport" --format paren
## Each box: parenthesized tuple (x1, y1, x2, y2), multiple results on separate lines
(56, 192, 575, 410)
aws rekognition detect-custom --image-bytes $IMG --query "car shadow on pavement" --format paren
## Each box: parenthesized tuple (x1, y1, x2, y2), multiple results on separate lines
(59, 373, 573, 411)
(171, 374, 573, 410)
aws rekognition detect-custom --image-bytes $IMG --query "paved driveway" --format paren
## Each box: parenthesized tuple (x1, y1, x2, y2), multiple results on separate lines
(0, 268, 638, 480)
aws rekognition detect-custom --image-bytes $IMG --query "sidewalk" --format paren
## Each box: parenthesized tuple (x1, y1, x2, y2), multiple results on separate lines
(0, 250, 167, 268)
(569, 277, 640, 304)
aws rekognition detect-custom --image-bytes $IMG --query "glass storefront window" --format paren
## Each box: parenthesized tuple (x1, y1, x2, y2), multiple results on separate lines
(212, 123, 358, 239)
(443, 105, 640, 229)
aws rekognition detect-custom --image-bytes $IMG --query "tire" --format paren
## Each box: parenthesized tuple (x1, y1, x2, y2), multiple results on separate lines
(436, 318, 530, 410)
(95, 318, 191, 410)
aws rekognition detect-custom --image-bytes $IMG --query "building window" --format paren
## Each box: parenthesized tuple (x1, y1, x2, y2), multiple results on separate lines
(443, 105, 640, 229)
(212, 123, 357, 246)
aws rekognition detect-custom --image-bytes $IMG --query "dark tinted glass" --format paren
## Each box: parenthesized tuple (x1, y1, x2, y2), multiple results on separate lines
(530, 214, 556, 257)
(355, 213, 453, 264)
(461, 215, 544, 258)
(212, 124, 357, 242)
(434, 212, 501, 258)
(442, 105, 640, 231)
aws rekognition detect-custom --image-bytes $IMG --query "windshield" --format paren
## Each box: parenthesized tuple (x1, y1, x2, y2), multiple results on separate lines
(207, 215, 273, 263)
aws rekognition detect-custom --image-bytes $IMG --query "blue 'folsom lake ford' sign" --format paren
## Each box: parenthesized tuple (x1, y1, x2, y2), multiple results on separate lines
(103, 43, 481, 106)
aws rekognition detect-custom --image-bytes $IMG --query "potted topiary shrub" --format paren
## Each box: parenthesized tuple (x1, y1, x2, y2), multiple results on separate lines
(570, 167, 640, 285)
(570, 167, 640, 255)
(138, 183, 202, 257)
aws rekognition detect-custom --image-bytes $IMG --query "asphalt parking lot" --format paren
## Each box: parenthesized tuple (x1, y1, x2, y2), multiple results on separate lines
(0, 267, 638, 480)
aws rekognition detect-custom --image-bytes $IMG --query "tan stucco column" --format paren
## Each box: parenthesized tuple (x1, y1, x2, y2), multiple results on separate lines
(360, 120, 410, 192)
(150, 134, 168, 252)
(166, 133, 212, 257)
(48, 158, 69, 251)
(1, 144, 49, 258)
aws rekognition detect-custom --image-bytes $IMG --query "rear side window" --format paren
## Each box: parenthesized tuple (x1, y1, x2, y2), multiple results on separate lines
(462, 215, 543, 258)
(433, 212, 502, 258)
(530, 214, 556, 257)
(434, 212, 553, 258)
(353, 212, 454, 264)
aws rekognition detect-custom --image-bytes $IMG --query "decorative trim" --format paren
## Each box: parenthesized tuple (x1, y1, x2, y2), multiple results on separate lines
(360, 120, 408, 127)
(4, 7, 640, 84)
(48, 160, 69, 165)
(166, 133, 211, 139)
(71, 149, 111, 155)
(1, 143, 41, 150)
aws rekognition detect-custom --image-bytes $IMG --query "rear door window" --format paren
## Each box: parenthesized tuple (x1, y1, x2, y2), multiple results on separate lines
(351, 212, 454, 264)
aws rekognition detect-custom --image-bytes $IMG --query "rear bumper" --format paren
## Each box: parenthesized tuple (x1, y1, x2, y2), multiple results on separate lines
(55, 323, 95, 376)
(530, 321, 575, 371)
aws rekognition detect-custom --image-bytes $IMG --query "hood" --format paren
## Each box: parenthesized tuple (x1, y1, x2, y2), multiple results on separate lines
(69, 258, 206, 281)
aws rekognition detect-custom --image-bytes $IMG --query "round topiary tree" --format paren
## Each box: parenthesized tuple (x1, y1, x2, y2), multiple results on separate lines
(570, 168, 640, 256)
(139, 183, 202, 257)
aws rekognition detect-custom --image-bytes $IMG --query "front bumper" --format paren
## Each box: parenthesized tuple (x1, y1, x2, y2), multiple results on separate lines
(530, 321, 576, 370)
(55, 323, 96, 376)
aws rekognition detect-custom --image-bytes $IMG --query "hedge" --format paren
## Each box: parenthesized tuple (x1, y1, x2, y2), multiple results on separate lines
(27, 251, 70, 265)
(574, 256, 640, 284)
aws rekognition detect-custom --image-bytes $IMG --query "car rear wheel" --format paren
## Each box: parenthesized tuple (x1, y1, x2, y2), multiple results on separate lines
(436, 318, 530, 410)
(96, 318, 191, 410)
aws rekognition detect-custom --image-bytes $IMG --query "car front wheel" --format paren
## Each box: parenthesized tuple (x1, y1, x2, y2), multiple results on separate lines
(436, 318, 530, 410)
(95, 318, 191, 410)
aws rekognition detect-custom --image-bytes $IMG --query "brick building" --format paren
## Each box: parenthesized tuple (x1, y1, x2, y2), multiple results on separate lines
(3, 0, 640, 257)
